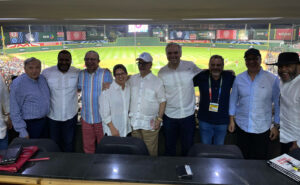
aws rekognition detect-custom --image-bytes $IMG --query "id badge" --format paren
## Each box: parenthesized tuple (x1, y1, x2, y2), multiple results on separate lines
(209, 103, 219, 112)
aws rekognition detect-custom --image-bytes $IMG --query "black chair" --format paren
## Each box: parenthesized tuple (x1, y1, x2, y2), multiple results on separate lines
(188, 143, 244, 159)
(96, 136, 149, 155)
(9, 138, 61, 152)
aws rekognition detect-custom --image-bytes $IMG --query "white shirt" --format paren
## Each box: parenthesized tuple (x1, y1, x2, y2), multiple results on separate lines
(128, 73, 166, 131)
(158, 60, 201, 119)
(99, 81, 131, 137)
(0, 75, 9, 139)
(42, 66, 80, 121)
(280, 75, 300, 146)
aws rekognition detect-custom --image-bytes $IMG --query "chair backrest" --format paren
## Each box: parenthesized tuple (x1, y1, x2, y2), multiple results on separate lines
(188, 143, 244, 159)
(96, 136, 149, 155)
(9, 138, 61, 152)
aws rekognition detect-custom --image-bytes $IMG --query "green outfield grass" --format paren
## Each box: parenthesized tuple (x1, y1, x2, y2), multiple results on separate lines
(13, 46, 268, 75)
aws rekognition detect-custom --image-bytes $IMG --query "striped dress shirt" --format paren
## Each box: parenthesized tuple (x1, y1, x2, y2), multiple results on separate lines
(78, 67, 112, 124)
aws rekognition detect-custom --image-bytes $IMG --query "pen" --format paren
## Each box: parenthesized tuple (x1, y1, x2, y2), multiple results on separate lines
(287, 161, 300, 172)
(28, 157, 50, 162)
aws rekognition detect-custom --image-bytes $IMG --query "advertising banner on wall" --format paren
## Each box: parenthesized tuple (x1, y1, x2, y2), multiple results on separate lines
(275, 29, 295, 40)
(57, 32, 65, 41)
(37, 32, 57, 42)
(9, 32, 24, 44)
(169, 30, 190, 40)
(86, 31, 104, 40)
(216, 30, 237, 40)
(252, 29, 269, 40)
(66, 31, 86, 41)
(197, 31, 215, 39)
(237, 30, 249, 40)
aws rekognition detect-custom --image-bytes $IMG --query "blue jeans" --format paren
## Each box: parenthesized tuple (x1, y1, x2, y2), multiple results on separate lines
(199, 120, 227, 145)
(0, 132, 8, 150)
(48, 114, 77, 152)
(163, 114, 195, 156)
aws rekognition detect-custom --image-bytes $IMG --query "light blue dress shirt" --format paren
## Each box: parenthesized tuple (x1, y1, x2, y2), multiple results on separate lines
(10, 73, 50, 137)
(229, 68, 280, 134)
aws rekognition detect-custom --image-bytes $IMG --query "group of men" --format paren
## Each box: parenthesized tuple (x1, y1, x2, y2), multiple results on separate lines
(0, 43, 299, 159)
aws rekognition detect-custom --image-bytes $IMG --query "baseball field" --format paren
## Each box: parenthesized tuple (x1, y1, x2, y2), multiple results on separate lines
(14, 46, 268, 75)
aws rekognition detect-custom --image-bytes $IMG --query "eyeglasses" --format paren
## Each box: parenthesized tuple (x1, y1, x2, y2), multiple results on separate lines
(137, 62, 150, 66)
(167, 51, 179, 55)
(84, 58, 98, 61)
(115, 72, 127, 77)
(245, 57, 259, 61)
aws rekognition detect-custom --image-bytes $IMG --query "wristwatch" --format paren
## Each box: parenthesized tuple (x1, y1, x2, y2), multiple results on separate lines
(272, 123, 280, 129)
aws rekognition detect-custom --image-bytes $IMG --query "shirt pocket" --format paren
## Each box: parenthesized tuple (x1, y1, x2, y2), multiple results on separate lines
(47, 78, 59, 89)
(66, 76, 78, 89)
(144, 89, 157, 103)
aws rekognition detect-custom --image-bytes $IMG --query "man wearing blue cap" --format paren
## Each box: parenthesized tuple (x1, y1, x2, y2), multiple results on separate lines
(269, 52, 300, 154)
(228, 48, 280, 159)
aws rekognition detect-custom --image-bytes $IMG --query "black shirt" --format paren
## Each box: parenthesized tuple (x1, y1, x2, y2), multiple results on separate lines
(193, 70, 235, 125)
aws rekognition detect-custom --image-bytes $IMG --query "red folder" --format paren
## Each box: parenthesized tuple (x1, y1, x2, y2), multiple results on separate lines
(0, 146, 38, 172)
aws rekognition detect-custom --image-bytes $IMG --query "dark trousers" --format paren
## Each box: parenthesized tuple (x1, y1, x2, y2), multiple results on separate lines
(281, 142, 293, 154)
(163, 114, 195, 156)
(236, 125, 270, 160)
(48, 114, 77, 152)
(25, 117, 48, 139)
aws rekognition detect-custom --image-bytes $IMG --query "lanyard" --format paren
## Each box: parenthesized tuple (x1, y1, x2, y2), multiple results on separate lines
(208, 76, 222, 103)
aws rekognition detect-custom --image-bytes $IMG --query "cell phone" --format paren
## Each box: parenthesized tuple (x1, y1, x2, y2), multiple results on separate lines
(0, 145, 23, 165)
(176, 164, 193, 179)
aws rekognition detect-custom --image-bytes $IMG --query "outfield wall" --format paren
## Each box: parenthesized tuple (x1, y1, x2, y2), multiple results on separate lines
(3, 37, 296, 54)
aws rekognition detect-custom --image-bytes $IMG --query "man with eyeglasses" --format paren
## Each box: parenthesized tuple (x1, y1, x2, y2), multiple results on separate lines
(78, 50, 112, 153)
(128, 52, 166, 156)
(42, 50, 80, 152)
(158, 43, 202, 156)
(228, 48, 280, 159)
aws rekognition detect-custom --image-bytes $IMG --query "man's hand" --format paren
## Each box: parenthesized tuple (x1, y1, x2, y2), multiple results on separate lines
(108, 123, 120, 136)
(154, 119, 161, 130)
(6, 116, 12, 130)
(228, 116, 236, 133)
(102, 82, 111, 91)
(269, 127, 279, 141)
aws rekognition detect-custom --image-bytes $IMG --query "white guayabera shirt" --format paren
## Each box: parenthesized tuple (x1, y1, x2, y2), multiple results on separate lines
(99, 81, 131, 137)
(0, 75, 9, 139)
(128, 73, 166, 131)
(280, 75, 300, 146)
(158, 60, 202, 119)
(42, 66, 80, 121)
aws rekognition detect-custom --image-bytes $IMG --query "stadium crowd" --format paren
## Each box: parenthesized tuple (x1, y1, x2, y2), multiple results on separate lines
(0, 57, 23, 86)
(0, 43, 299, 160)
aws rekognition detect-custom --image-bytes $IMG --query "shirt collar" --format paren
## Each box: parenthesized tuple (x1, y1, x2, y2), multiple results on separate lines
(138, 72, 152, 79)
(25, 73, 39, 82)
(111, 80, 128, 90)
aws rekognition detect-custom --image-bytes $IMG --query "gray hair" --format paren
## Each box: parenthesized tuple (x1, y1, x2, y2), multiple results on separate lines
(85, 50, 100, 61)
(24, 57, 41, 66)
(209, 55, 224, 65)
(165, 42, 182, 53)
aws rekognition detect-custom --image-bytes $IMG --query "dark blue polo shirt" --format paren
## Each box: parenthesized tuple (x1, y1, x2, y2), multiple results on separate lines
(193, 70, 235, 125)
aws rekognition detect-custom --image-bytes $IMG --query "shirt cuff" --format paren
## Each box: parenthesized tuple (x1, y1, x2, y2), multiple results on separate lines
(103, 117, 112, 125)
(19, 129, 29, 138)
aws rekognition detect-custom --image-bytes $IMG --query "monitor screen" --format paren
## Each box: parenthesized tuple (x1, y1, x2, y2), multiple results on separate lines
(128, 25, 148, 33)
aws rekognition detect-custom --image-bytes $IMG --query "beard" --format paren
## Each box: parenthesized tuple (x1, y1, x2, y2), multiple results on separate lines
(58, 63, 70, 72)
(279, 69, 297, 83)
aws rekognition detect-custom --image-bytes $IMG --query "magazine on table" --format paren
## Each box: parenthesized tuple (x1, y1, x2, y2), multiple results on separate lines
(268, 153, 300, 182)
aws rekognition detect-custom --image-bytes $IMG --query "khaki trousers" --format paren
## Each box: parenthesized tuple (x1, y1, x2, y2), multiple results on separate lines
(131, 129, 159, 156)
